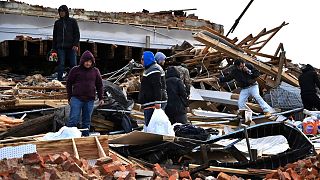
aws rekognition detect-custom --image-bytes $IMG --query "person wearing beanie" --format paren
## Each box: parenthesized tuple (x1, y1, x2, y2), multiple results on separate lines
(299, 64, 320, 110)
(53, 5, 80, 81)
(155, 52, 166, 66)
(66, 50, 103, 136)
(138, 51, 167, 126)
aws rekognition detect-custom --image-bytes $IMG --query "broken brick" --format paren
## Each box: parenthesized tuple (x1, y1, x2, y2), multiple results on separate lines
(102, 161, 125, 174)
(68, 163, 85, 175)
(62, 160, 72, 171)
(179, 171, 191, 179)
(53, 154, 67, 164)
(12, 166, 28, 180)
(41, 171, 51, 180)
(23, 153, 44, 166)
(286, 168, 301, 180)
(217, 172, 231, 180)
(95, 156, 113, 166)
(153, 163, 169, 178)
(30, 165, 43, 176)
(44, 167, 62, 179)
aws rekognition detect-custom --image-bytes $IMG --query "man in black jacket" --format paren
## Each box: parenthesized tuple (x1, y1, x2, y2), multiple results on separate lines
(53, 5, 80, 81)
(165, 66, 189, 124)
(298, 64, 320, 110)
(138, 51, 167, 126)
(219, 59, 272, 115)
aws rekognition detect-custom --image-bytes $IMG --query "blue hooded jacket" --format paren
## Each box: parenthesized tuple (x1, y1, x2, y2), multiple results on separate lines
(143, 51, 155, 68)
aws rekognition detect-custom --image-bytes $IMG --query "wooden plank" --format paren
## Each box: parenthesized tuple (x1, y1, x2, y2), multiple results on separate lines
(193, 32, 299, 87)
(72, 138, 80, 159)
(95, 136, 107, 158)
(275, 51, 286, 86)
(189, 164, 277, 175)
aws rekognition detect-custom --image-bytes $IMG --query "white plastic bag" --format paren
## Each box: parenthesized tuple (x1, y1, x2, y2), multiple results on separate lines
(145, 109, 175, 136)
(42, 126, 82, 140)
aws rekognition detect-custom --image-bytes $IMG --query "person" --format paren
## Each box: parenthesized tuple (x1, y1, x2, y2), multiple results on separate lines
(219, 59, 272, 116)
(155, 52, 166, 66)
(298, 64, 320, 110)
(165, 66, 189, 124)
(154, 51, 168, 109)
(138, 51, 167, 126)
(175, 63, 192, 97)
(53, 5, 80, 81)
(66, 50, 104, 136)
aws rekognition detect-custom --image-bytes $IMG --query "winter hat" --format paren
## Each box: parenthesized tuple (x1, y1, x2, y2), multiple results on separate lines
(142, 51, 155, 67)
(155, 52, 166, 64)
(80, 50, 95, 66)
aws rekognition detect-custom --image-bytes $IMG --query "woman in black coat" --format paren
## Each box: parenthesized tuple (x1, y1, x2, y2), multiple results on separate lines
(165, 66, 189, 124)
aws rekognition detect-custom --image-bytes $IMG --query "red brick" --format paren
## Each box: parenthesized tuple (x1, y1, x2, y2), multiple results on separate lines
(12, 166, 28, 180)
(44, 167, 62, 179)
(95, 157, 113, 166)
(41, 172, 51, 180)
(286, 163, 298, 170)
(266, 172, 279, 179)
(80, 159, 89, 171)
(305, 174, 316, 180)
(230, 175, 240, 180)
(53, 154, 67, 164)
(286, 168, 302, 180)
(217, 172, 231, 180)
(30, 165, 43, 176)
(23, 153, 44, 165)
(102, 161, 125, 174)
(309, 167, 318, 176)
(297, 160, 306, 169)
(62, 152, 71, 158)
(179, 171, 191, 179)
(43, 154, 55, 164)
(62, 160, 72, 171)
(168, 169, 179, 180)
(68, 163, 85, 175)
(305, 159, 313, 168)
(153, 163, 169, 178)
(110, 154, 118, 161)
(300, 168, 309, 177)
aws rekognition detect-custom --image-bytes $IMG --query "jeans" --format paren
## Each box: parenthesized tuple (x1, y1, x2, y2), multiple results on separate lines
(67, 97, 94, 136)
(238, 84, 272, 113)
(57, 48, 77, 81)
(144, 108, 155, 126)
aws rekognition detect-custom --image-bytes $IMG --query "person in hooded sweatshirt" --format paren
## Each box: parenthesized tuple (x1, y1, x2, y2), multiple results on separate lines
(66, 50, 104, 136)
(53, 5, 80, 81)
(138, 51, 167, 126)
(165, 66, 189, 124)
(154, 51, 168, 109)
(298, 64, 320, 110)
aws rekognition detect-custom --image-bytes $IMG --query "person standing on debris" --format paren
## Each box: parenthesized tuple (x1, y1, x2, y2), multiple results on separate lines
(53, 5, 80, 81)
(66, 50, 104, 136)
(175, 63, 192, 97)
(138, 51, 167, 126)
(219, 59, 272, 116)
(154, 51, 168, 109)
(165, 66, 189, 124)
(298, 64, 320, 110)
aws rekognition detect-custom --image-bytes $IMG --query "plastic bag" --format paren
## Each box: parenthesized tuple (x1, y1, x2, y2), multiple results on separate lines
(42, 126, 82, 140)
(145, 109, 175, 136)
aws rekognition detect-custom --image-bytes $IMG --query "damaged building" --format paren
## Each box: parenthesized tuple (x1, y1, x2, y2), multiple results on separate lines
(0, 1, 320, 180)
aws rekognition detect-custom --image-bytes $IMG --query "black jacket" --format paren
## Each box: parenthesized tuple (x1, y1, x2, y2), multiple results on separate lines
(165, 66, 188, 116)
(219, 63, 260, 88)
(299, 64, 320, 95)
(138, 63, 167, 108)
(53, 8, 80, 50)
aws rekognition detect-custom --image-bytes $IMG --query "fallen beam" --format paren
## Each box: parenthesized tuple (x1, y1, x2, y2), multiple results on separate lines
(193, 31, 299, 86)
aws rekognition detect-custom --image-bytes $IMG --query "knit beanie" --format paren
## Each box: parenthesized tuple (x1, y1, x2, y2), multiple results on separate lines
(143, 51, 155, 67)
(155, 52, 166, 64)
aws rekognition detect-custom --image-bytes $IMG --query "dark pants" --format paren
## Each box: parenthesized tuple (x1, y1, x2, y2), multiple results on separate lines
(144, 108, 155, 126)
(301, 93, 320, 111)
(57, 48, 77, 81)
(67, 97, 94, 136)
(168, 113, 188, 124)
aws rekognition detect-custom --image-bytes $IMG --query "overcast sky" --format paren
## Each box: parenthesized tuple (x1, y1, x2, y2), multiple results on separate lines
(16, 0, 320, 68)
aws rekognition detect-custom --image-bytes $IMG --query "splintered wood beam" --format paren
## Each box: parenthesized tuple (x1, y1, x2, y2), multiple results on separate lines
(275, 51, 286, 86)
(72, 138, 80, 159)
(193, 32, 299, 86)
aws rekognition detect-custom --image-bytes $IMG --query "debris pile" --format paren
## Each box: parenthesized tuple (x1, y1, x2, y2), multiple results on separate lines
(0, 151, 200, 180)
(0, 115, 24, 132)
(265, 154, 320, 179)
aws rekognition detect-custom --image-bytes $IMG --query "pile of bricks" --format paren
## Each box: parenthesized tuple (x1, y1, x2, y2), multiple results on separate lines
(265, 154, 320, 179)
(0, 151, 195, 179)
